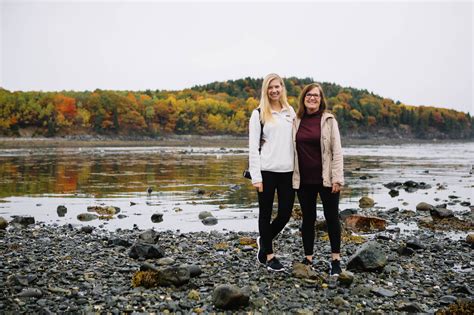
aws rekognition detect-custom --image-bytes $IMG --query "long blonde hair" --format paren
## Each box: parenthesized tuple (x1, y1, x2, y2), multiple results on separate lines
(258, 73, 290, 124)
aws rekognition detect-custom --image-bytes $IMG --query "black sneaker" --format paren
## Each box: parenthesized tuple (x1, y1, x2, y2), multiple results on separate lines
(266, 257, 285, 272)
(256, 236, 266, 265)
(301, 257, 314, 266)
(329, 259, 342, 276)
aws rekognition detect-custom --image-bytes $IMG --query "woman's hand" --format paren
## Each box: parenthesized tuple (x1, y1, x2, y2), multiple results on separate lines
(331, 183, 341, 193)
(253, 182, 263, 192)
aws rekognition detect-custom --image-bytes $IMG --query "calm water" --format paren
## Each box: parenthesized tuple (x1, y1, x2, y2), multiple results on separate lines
(0, 142, 472, 233)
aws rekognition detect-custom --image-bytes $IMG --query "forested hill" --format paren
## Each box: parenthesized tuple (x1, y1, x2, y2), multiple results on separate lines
(0, 77, 472, 139)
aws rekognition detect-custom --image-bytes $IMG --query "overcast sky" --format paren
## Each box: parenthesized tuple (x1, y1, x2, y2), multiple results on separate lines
(1, 0, 472, 113)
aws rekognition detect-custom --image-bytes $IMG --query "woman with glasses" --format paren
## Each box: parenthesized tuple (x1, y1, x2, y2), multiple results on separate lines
(249, 73, 296, 272)
(292, 83, 344, 276)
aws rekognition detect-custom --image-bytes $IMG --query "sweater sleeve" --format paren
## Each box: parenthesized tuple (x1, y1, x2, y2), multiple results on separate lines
(330, 118, 344, 186)
(248, 109, 263, 184)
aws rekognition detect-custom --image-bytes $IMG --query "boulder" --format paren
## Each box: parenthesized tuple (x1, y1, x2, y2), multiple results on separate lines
(466, 234, 474, 244)
(151, 213, 163, 223)
(416, 202, 433, 211)
(359, 197, 374, 208)
(292, 263, 320, 280)
(156, 266, 190, 286)
(212, 284, 250, 310)
(347, 241, 387, 272)
(430, 207, 455, 219)
(0, 217, 8, 230)
(77, 213, 98, 222)
(11, 216, 35, 226)
(344, 215, 386, 232)
(337, 270, 354, 286)
(202, 217, 218, 225)
(198, 211, 213, 220)
(139, 229, 160, 244)
(129, 243, 165, 259)
(57, 205, 67, 217)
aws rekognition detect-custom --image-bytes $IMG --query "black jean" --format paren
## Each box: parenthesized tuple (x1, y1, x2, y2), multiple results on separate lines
(297, 184, 341, 256)
(257, 171, 295, 255)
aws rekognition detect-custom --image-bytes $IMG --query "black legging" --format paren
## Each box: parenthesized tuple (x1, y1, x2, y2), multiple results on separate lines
(297, 184, 341, 256)
(257, 171, 295, 255)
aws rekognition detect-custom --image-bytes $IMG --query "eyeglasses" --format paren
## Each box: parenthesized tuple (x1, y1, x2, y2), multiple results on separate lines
(305, 93, 321, 99)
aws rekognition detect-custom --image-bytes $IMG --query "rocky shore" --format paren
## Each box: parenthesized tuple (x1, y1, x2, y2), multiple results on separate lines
(1, 206, 473, 314)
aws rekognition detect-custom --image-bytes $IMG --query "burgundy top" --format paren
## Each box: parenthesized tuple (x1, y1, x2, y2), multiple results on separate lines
(296, 110, 323, 184)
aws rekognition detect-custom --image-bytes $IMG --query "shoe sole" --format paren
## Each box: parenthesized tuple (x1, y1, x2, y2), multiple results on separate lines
(267, 267, 285, 272)
(256, 236, 265, 265)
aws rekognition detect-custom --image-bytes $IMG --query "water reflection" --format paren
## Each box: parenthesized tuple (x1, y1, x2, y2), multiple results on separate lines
(0, 143, 472, 232)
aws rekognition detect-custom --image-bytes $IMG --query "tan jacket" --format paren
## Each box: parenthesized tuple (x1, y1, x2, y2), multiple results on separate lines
(292, 112, 344, 189)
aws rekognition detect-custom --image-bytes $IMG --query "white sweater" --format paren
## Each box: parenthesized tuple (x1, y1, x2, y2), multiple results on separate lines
(248, 106, 296, 184)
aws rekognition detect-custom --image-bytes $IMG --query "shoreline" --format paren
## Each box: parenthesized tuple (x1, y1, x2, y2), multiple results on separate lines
(0, 222, 473, 313)
(0, 135, 472, 149)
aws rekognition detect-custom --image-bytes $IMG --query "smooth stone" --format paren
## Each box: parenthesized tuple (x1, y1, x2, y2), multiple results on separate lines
(81, 226, 94, 234)
(77, 213, 98, 222)
(466, 234, 474, 244)
(337, 270, 354, 286)
(439, 295, 457, 304)
(397, 246, 415, 256)
(416, 202, 433, 211)
(198, 211, 213, 220)
(212, 284, 250, 310)
(371, 286, 397, 297)
(156, 257, 175, 265)
(430, 207, 454, 219)
(57, 205, 67, 217)
(347, 241, 387, 272)
(398, 302, 425, 312)
(129, 243, 165, 259)
(180, 264, 202, 278)
(0, 217, 8, 229)
(138, 229, 159, 244)
(292, 263, 320, 280)
(202, 217, 218, 226)
(151, 213, 164, 223)
(156, 266, 190, 286)
(389, 190, 399, 197)
(11, 216, 35, 226)
(17, 288, 43, 298)
(406, 239, 425, 250)
(359, 196, 375, 208)
(108, 238, 132, 247)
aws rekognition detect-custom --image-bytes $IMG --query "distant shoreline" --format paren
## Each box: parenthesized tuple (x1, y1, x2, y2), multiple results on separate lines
(0, 135, 472, 149)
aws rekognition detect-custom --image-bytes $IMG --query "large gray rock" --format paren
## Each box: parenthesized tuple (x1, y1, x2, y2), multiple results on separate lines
(0, 216, 8, 229)
(11, 216, 35, 226)
(198, 211, 213, 220)
(129, 243, 165, 259)
(292, 263, 320, 280)
(212, 284, 250, 310)
(430, 207, 454, 219)
(416, 202, 433, 211)
(77, 213, 98, 222)
(347, 241, 387, 272)
(139, 229, 160, 244)
(359, 197, 374, 208)
(57, 205, 67, 217)
(156, 266, 190, 286)
(202, 217, 218, 226)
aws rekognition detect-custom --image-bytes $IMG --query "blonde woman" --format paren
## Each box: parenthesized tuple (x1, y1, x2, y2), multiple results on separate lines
(293, 83, 344, 276)
(249, 73, 296, 272)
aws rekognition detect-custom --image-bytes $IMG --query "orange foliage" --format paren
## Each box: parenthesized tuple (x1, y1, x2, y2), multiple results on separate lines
(53, 94, 77, 120)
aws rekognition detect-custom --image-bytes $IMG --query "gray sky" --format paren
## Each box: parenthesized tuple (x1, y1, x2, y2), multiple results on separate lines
(1, 0, 473, 113)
